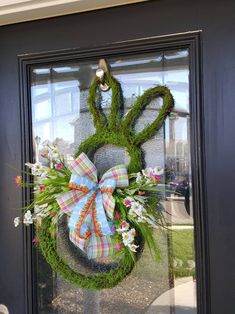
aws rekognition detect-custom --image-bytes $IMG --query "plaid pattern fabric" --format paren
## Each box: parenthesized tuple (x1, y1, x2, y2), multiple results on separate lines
(56, 153, 129, 259)
(100, 164, 129, 188)
(69, 152, 97, 182)
(69, 229, 86, 251)
(99, 165, 128, 218)
(102, 193, 115, 219)
(57, 190, 85, 215)
(86, 234, 114, 259)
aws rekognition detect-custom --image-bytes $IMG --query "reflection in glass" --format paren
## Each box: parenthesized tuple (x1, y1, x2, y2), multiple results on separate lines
(31, 49, 196, 314)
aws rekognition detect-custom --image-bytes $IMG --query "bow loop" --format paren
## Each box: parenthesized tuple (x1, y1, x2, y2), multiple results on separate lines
(100, 164, 129, 188)
(99, 178, 116, 193)
(69, 174, 97, 192)
(69, 152, 97, 182)
(56, 153, 129, 259)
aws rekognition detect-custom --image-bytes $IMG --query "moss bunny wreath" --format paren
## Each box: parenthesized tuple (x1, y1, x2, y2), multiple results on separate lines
(36, 73, 174, 290)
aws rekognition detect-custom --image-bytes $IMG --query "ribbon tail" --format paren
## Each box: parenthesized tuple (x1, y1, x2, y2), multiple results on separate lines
(86, 233, 114, 259)
(93, 191, 113, 237)
(102, 193, 115, 219)
(68, 191, 95, 239)
(69, 229, 86, 252)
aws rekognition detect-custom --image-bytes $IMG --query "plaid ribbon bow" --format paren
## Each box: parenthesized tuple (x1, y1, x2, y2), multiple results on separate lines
(56, 153, 129, 259)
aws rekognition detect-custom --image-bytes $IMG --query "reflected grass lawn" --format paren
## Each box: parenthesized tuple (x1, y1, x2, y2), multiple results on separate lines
(135, 228, 195, 282)
(170, 228, 195, 278)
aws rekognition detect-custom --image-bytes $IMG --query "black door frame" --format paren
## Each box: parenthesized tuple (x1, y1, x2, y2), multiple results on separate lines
(19, 32, 209, 314)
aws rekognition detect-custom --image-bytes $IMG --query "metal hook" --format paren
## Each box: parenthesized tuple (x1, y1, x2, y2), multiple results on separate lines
(96, 59, 110, 92)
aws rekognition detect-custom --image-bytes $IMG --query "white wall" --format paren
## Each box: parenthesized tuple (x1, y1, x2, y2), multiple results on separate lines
(0, 0, 146, 26)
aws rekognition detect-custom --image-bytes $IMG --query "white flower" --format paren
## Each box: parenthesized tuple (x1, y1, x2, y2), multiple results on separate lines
(141, 166, 163, 184)
(137, 216, 145, 223)
(128, 205, 137, 217)
(129, 228, 136, 237)
(130, 202, 140, 211)
(14, 217, 20, 227)
(116, 221, 130, 233)
(129, 201, 146, 218)
(39, 168, 48, 178)
(122, 228, 136, 246)
(136, 172, 143, 184)
(122, 233, 133, 246)
(26, 162, 48, 177)
(142, 166, 163, 177)
(34, 205, 47, 217)
(34, 205, 42, 214)
(142, 167, 152, 177)
(31, 162, 44, 175)
(128, 243, 139, 252)
(23, 210, 33, 225)
(48, 145, 59, 161)
(135, 204, 146, 216)
(154, 166, 164, 176)
(36, 212, 46, 218)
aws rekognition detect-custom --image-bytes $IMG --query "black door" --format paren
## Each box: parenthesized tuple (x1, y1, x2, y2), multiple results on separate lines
(0, 1, 234, 313)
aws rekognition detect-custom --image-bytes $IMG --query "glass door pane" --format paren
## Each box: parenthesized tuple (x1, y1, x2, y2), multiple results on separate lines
(30, 48, 196, 314)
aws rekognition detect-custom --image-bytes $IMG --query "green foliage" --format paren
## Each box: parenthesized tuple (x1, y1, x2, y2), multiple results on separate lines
(37, 218, 137, 290)
(37, 73, 174, 290)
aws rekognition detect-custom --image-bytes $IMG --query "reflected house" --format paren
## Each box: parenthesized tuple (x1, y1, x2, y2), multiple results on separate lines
(164, 106, 193, 223)
(166, 114, 190, 175)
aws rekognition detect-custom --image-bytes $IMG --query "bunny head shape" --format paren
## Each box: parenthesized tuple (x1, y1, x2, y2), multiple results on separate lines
(76, 73, 174, 173)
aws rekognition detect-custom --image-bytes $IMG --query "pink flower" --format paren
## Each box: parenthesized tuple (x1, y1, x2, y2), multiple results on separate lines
(138, 191, 145, 195)
(149, 171, 161, 182)
(39, 185, 45, 191)
(124, 198, 132, 207)
(32, 238, 40, 244)
(154, 175, 161, 181)
(114, 212, 121, 220)
(121, 221, 127, 228)
(56, 163, 63, 170)
(116, 243, 122, 250)
(14, 176, 22, 188)
(111, 226, 116, 232)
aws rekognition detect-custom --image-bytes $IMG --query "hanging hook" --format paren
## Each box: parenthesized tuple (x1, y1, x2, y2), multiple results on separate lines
(96, 59, 110, 92)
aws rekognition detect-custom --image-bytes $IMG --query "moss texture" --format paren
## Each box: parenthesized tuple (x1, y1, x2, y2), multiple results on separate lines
(37, 219, 136, 290)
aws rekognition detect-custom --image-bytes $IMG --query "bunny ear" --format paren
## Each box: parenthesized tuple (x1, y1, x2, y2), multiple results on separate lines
(121, 86, 174, 145)
(87, 74, 124, 131)
(105, 74, 124, 130)
(87, 78, 107, 131)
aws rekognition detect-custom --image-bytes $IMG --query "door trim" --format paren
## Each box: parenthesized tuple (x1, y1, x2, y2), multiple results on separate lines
(18, 31, 209, 314)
